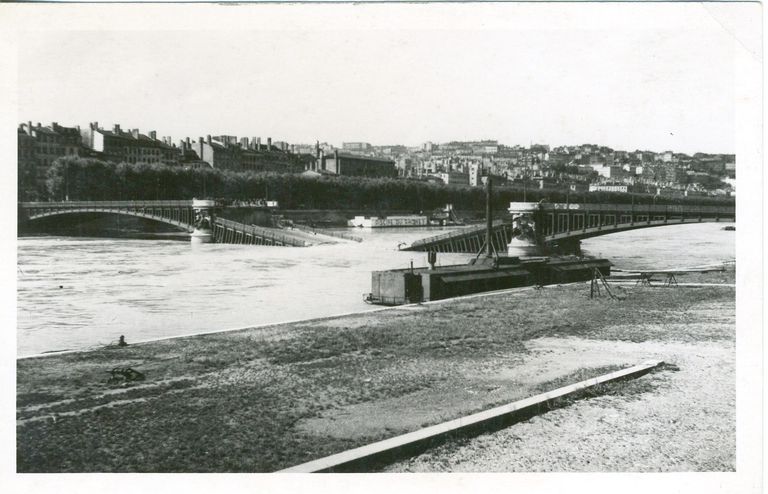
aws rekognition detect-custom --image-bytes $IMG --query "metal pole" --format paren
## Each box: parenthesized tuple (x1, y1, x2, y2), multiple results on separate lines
(485, 176, 493, 258)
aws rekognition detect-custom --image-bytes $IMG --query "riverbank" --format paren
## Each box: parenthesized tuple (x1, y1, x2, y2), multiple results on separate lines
(17, 269, 735, 472)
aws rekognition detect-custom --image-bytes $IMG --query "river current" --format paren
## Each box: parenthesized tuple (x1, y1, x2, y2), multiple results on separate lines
(17, 222, 734, 356)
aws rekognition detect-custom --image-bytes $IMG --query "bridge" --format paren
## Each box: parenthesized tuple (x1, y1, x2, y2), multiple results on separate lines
(18, 200, 309, 247)
(402, 201, 736, 254)
(406, 221, 516, 254)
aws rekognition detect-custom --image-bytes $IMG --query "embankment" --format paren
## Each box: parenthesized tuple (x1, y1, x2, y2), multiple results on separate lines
(17, 269, 735, 472)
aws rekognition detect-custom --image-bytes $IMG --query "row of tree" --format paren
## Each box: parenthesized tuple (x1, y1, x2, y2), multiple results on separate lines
(41, 157, 734, 211)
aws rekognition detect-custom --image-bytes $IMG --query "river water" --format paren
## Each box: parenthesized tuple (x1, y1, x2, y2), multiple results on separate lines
(17, 222, 734, 356)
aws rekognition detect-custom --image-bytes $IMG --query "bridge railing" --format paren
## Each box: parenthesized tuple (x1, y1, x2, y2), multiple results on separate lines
(20, 200, 194, 208)
(537, 203, 735, 215)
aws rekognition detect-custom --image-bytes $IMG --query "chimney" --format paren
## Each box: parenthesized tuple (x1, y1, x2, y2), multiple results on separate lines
(186, 137, 191, 147)
(149, 130, 157, 140)
(27, 121, 32, 135)
(131, 129, 139, 138)
(240, 137, 249, 149)
(256, 137, 262, 150)
(36, 122, 41, 128)
(206, 135, 212, 145)
(290, 144, 295, 154)
(267, 137, 272, 149)
(52, 122, 58, 127)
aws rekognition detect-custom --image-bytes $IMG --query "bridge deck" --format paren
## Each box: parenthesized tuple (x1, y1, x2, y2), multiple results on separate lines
(403, 221, 514, 253)
(404, 202, 735, 254)
(544, 216, 730, 242)
(213, 218, 310, 247)
(19, 200, 314, 247)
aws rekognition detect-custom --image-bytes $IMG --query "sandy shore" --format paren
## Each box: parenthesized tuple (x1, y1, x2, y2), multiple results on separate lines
(17, 269, 734, 472)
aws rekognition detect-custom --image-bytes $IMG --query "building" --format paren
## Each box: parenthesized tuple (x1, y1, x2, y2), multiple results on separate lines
(177, 138, 210, 168)
(18, 121, 83, 200)
(317, 150, 397, 178)
(662, 162, 686, 185)
(192, 135, 305, 173)
(293, 143, 317, 155)
(433, 171, 470, 186)
(17, 126, 38, 200)
(342, 142, 373, 153)
(468, 163, 482, 186)
(588, 164, 630, 180)
(194, 136, 239, 170)
(568, 183, 589, 193)
(83, 123, 178, 165)
(589, 184, 629, 193)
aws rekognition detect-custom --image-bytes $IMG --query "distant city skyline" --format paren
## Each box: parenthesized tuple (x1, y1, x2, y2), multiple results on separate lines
(14, 3, 757, 155)
(16, 118, 740, 157)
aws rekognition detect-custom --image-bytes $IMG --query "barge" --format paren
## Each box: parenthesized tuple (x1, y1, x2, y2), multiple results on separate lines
(348, 205, 462, 228)
(348, 215, 429, 228)
(365, 254, 611, 305)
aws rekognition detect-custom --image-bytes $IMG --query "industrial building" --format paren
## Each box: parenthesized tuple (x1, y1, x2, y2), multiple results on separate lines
(313, 150, 397, 178)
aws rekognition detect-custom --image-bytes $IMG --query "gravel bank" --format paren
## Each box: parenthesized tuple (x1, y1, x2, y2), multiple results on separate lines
(17, 270, 735, 472)
(385, 337, 735, 472)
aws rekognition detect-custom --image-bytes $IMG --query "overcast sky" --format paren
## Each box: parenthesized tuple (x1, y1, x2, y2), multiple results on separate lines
(14, 2, 758, 154)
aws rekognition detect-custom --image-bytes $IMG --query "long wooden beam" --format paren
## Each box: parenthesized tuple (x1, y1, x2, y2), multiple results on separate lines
(278, 359, 664, 473)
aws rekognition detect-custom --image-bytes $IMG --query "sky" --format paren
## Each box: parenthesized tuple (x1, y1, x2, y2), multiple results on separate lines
(12, 2, 760, 155)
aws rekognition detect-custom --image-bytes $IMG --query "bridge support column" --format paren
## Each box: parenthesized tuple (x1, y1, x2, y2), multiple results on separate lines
(508, 211, 543, 256)
(191, 199, 216, 244)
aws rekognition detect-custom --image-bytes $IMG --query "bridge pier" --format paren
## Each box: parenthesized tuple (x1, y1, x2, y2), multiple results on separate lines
(507, 203, 542, 256)
(191, 199, 216, 244)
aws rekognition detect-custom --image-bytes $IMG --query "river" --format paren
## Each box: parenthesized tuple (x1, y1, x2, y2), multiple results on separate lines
(17, 222, 734, 356)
